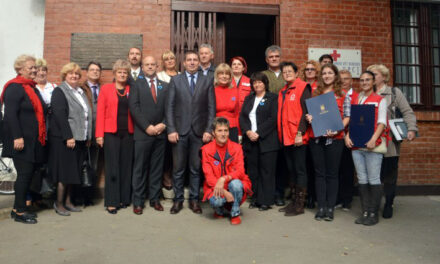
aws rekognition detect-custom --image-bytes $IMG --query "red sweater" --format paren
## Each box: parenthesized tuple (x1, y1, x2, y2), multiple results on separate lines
(215, 85, 239, 128)
(95, 83, 134, 138)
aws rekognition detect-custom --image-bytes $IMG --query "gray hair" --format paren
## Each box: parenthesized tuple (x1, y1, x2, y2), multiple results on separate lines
(199, 43, 214, 54)
(265, 45, 281, 57)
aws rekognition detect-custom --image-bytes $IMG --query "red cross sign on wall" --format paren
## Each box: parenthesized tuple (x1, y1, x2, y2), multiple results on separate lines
(331, 50, 341, 62)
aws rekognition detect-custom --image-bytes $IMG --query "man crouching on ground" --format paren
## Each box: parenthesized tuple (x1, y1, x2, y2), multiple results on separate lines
(201, 117, 252, 225)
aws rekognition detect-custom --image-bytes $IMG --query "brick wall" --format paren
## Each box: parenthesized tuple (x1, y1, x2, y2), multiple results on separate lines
(43, 0, 440, 185)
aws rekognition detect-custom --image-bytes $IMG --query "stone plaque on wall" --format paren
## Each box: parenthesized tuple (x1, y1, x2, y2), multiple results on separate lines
(71, 33, 143, 70)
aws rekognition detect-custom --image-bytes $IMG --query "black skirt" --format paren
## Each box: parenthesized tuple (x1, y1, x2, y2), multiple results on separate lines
(48, 137, 86, 184)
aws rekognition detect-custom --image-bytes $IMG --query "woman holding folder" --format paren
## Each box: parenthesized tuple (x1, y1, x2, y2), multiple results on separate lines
(345, 70, 387, 226)
(306, 64, 346, 221)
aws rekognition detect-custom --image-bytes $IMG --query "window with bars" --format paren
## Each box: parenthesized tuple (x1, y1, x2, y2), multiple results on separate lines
(392, 1, 440, 108)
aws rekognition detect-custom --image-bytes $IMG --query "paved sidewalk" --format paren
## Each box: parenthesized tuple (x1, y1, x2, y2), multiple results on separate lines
(0, 196, 439, 264)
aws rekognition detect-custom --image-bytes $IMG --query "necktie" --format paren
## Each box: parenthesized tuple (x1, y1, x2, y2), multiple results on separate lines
(190, 74, 195, 95)
(133, 71, 137, 80)
(150, 79, 157, 103)
(91, 85, 98, 103)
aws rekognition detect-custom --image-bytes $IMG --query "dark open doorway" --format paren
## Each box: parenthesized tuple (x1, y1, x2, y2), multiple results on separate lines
(222, 13, 276, 75)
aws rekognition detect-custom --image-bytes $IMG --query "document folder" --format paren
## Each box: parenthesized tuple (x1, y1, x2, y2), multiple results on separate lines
(349, 104, 375, 148)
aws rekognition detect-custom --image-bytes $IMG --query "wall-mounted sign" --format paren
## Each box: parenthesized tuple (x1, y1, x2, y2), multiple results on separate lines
(308, 48, 362, 78)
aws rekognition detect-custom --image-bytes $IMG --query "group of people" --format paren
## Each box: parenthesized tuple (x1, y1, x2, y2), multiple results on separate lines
(1, 44, 417, 226)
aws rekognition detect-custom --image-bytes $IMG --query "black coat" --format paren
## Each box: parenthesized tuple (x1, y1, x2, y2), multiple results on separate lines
(129, 73, 169, 141)
(2, 83, 47, 163)
(239, 91, 280, 153)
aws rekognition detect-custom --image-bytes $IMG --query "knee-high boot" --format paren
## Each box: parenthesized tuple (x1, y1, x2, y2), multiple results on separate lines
(364, 184, 382, 226)
(355, 184, 369, 224)
(285, 185, 306, 216)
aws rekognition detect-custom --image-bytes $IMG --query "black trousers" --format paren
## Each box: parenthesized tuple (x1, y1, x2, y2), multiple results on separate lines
(12, 158, 36, 213)
(337, 145, 355, 205)
(380, 156, 399, 197)
(245, 142, 277, 206)
(103, 131, 133, 207)
(171, 130, 203, 202)
(229, 127, 239, 143)
(306, 145, 316, 200)
(132, 136, 166, 206)
(309, 138, 344, 209)
(283, 145, 307, 188)
(275, 149, 288, 198)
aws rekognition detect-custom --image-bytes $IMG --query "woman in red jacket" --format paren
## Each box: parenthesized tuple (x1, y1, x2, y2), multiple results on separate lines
(277, 61, 311, 216)
(95, 59, 134, 214)
(230, 56, 252, 116)
(214, 63, 240, 142)
(306, 64, 346, 221)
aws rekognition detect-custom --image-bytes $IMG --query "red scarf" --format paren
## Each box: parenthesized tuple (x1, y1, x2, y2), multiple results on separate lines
(1, 75, 46, 146)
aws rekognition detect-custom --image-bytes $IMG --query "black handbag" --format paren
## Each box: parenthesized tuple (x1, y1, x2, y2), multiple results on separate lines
(81, 148, 96, 188)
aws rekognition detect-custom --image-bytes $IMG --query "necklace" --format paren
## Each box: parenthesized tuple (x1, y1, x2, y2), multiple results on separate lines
(116, 87, 127, 97)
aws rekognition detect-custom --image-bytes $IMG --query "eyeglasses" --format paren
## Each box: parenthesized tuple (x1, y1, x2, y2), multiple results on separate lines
(305, 68, 316, 72)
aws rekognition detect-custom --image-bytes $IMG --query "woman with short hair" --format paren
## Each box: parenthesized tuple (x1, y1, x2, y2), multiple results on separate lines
(214, 63, 240, 143)
(239, 72, 279, 210)
(157, 50, 179, 83)
(2, 54, 47, 224)
(367, 64, 417, 219)
(95, 60, 134, 214)
(49, 62, 92, 216)
(230, 56, 252, 114)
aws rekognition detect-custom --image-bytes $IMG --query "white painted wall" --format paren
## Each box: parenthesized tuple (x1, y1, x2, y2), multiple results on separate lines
(0, 0, 45, 89)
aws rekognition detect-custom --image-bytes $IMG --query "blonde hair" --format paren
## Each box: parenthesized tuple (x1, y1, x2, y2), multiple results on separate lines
(299, 60, 321, 82)
(60, 62, 82, 81)
(214, 63, 232, 87)
(36, 58, 48, 71)
(161, 50, 177, 71)
(339, 69, 352, 76)
(112, 59, 131, 74)
(367, 64, 390, 83)
(14, 54, 36, 74)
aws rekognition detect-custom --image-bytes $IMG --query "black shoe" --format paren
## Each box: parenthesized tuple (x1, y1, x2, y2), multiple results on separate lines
(355, 211, 368, 224)
(275, 198, 285, 206)
(259, 205, 271, 211)
(324, 208, 334, 221)
(11, 210, 37, 219)
(315, 207, 326, 221)
(106, 208, 118, 214)
(342, 202, 352, 211)
(382, 203, 393, 219)
(14, 212, 37, 224)
(248, 201, 259, 209)
(364, 212, 379, 226)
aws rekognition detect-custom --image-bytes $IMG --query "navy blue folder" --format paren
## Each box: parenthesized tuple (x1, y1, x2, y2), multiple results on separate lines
(305, 91, 344, 137)
(349, 104, 375, 148)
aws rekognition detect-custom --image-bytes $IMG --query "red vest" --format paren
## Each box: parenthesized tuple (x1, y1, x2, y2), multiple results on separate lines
(232, 75, 251, 135)
(351, 91, 388, 146)
(277, 78, 310, 146)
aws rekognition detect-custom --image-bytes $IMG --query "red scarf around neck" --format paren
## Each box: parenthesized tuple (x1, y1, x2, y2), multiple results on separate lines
(1, 75, 46, 146)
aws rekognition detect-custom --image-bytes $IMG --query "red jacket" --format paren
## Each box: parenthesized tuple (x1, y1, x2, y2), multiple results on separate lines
(308, 91, 346, 140)
(277, 78, 310, 146)
(201, 140, 252, 203)
(232, 75, 252, 135)
(95, 83, 134, 138)
(351, 91, 388, 146)
(215, 86, 240, 128)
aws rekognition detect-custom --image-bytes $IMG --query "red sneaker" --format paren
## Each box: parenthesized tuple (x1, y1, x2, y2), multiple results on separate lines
(213, 212, 224, 219)
(231, 216, 241, 225)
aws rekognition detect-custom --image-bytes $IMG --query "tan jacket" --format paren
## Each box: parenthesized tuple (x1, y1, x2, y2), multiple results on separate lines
(377, 85, 417, 157)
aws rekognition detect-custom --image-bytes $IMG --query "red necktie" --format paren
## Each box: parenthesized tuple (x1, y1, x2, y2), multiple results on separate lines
(150, 79, 157, 103)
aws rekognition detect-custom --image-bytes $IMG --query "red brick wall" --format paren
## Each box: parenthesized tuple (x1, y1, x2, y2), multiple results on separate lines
(43, 0, 440, 185)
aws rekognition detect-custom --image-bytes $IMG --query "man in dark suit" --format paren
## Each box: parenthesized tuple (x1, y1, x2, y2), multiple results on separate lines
(198, 43, 216, 80)
(166, 50, 215, 214)
(129, 56, 168, 214)
(127, 47, 142, 86)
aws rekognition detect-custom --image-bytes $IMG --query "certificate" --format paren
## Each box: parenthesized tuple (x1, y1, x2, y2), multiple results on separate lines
(305, 91, 344, 137)
(349, 104, 375, 147)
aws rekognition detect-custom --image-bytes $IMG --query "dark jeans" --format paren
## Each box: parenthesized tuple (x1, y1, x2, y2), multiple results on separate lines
(104, 131, 133, 207)
(380, 156, 399, 198)
(171, 130, 203, 202)
(13, 158, 36, 213)
(338, 145, 355, 205)
(283, 145, 307, 188)
(245, 142, 277, 206)
(309, 138, 344, 209)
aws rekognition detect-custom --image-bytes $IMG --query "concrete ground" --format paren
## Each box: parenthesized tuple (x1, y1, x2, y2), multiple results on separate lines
(0, 195, 439, 264)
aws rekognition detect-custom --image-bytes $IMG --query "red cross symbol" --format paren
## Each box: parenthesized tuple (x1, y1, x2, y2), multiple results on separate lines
(331, 50, 341, 62)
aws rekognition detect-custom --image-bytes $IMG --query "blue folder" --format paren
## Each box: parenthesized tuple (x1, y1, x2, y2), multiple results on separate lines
(305, 91, 344, 137)
(349, 104, 375, 148)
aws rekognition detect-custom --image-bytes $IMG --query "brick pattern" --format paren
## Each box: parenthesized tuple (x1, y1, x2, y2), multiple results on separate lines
(43, 0, 440, 185)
